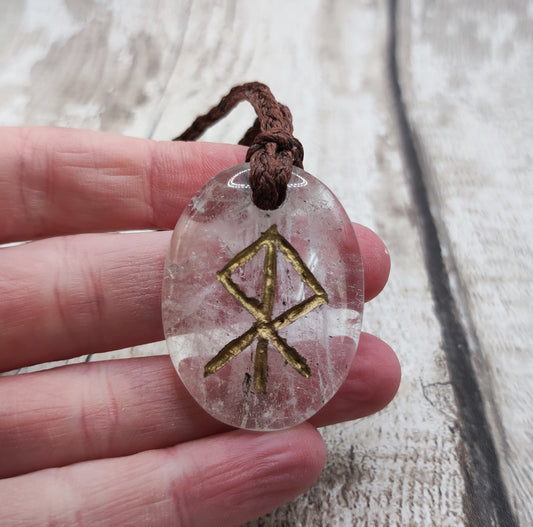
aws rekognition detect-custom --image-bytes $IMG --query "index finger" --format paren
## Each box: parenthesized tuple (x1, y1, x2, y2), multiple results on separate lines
(0, 127, 246, 242)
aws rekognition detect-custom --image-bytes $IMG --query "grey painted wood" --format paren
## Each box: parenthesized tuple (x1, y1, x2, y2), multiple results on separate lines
(1, 0, 530, 525)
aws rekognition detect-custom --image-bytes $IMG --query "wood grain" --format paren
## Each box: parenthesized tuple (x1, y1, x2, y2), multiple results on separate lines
(0, 0, 190, 135)
(0, 0, 530, 525)
(148, 1, 468, 524)
(396, 1, 532, 525)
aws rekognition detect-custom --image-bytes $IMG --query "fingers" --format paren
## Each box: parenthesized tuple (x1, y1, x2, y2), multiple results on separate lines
(0, 225, 390, 371)
(0, 127, 246, 242)
(0, 424, 326, 527)
(310, 333, 400, 426)
(0, 332, 398, 478)
(0, 231, 169, 371)
(356, 223, 391, 301)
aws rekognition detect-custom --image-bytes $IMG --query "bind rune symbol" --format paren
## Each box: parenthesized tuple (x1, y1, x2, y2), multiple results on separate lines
(204, 224, 328, 394)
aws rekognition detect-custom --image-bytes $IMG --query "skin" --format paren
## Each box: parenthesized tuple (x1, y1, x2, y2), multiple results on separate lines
(0, 127, 400, 526)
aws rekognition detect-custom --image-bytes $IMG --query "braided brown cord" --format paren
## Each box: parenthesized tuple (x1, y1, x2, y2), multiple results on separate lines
(174, 82, 304, 210)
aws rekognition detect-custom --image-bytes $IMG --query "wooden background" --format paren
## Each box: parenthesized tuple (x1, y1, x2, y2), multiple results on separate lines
(1, 0, 531, 525)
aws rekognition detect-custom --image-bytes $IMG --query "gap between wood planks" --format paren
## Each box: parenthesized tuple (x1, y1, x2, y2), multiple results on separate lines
(386, 1, 518, 526)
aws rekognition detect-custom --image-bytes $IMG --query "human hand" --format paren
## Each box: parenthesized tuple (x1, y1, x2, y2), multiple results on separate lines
(0, 127, 400, 526)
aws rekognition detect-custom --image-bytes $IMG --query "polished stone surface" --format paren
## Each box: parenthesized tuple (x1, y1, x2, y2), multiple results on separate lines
(163, 164, 364, 430)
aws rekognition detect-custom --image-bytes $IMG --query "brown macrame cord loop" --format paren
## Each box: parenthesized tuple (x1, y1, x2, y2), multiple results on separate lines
(173, 82, 304, 210)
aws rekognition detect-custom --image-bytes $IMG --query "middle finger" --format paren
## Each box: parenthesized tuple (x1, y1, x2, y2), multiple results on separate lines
(0, 226, 389, 372)
(0, 333, 399, 478)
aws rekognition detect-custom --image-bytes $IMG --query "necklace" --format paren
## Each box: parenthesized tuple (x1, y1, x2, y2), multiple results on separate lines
(162, 83, 364, 430)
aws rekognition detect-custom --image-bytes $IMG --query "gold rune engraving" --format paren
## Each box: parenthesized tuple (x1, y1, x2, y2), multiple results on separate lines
(204, 224, 328, 394)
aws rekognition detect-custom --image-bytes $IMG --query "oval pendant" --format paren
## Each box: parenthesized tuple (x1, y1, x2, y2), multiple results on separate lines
(162, 164, 364, 430)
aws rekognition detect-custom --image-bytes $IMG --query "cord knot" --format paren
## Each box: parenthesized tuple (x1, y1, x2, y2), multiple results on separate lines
(246, 129, 304, 168)
(246, 128, 304, 210)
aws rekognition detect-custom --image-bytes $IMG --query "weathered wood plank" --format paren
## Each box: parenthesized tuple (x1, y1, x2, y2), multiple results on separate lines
(396, 1, 533, 525)
(153, 1, 468, 525)
(0, 0, 190, 136)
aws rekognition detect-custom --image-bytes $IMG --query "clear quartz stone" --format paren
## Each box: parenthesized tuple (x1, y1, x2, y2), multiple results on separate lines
(162, 164, 364, 430)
